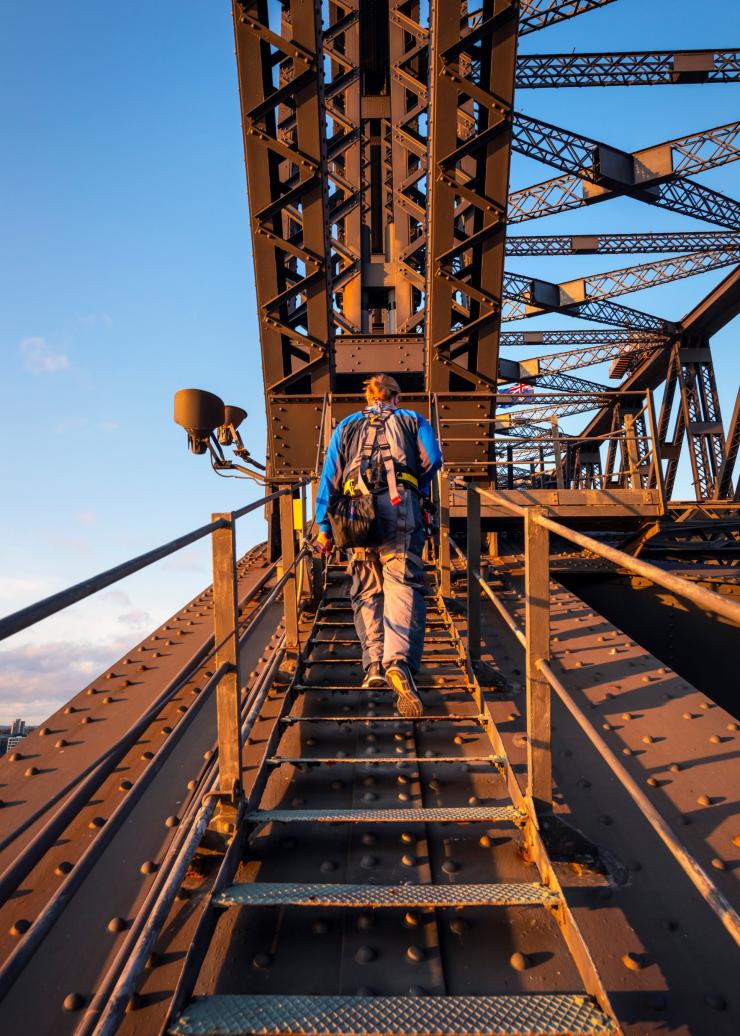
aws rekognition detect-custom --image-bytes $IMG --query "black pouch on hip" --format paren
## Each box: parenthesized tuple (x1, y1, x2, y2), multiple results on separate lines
(327, 491, 382, 549)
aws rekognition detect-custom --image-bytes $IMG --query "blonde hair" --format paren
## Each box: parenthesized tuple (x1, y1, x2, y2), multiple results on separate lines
(364, 373, 401, 406)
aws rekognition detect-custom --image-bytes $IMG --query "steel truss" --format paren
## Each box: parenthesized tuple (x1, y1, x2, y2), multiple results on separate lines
(230, 0, 739, 501)
(517, 49, 740, 89)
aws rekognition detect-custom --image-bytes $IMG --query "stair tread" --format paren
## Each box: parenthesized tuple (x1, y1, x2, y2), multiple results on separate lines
(216, 881, 557, 908)
(171, 993, 616, 1035)
(248, 806, 522, 824)
(268, 755, 502, 766)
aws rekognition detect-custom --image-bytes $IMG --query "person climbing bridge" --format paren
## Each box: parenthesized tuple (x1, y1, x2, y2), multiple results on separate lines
(314, 373, 443, 716)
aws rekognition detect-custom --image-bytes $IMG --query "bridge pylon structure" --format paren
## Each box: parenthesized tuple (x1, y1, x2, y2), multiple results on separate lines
(0, 3, 739, 1035)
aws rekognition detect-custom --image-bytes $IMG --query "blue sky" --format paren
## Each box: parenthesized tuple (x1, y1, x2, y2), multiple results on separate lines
(0, 1, 738, 723)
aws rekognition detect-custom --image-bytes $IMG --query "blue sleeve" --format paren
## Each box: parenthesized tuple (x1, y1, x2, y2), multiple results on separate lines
(314, 422, 346, 534)
(416, 415, 443, 488)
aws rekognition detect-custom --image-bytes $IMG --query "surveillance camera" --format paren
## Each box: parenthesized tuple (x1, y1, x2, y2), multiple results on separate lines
(218, 405, 248, 446)
(173, 388, 225, 454)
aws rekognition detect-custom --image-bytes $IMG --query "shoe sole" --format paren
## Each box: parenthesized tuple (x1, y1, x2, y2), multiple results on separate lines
(385, 668, 423, 718)
(362, 675, 388, 689)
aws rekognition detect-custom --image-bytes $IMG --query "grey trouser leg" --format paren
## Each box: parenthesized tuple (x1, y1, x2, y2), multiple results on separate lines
(349, 487, 426, 672)
(350, 554, 384, 671)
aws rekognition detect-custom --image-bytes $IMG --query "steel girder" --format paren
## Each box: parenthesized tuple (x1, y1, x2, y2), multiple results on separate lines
(506, 231, 740, 256)
(233, 0, 333, 477)
(426, 0, 519, 394)
(509, 118, 740, 227)
(516, 49, 740, 88)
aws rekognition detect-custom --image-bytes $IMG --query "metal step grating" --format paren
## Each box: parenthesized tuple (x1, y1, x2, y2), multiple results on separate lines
(267, 755, 503, 767)
(280, 714, 482, 724)
(171, 994, 617, 1035)
(248, 806, 523, 824)
(216, 881, 558, 909)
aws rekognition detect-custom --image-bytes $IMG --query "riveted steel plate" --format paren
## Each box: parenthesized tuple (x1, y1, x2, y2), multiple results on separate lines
(216, 881, 556, 909)
(267, 755, 503, 766)
(171, 994, 616, 1035)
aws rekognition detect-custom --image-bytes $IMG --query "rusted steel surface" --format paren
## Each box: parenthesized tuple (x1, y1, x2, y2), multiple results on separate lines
(0, 544, 286, 1035)
(461, 558, 740, 1032)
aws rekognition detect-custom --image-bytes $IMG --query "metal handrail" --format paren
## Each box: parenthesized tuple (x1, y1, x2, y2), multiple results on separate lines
(450, 525, 740, 947)
(475, 485, 740, 627)
(0, 485, 306, 643)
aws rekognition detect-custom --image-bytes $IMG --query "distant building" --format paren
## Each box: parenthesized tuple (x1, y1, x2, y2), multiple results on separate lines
(10, 719, 26, 738)
(6, 735, 25, 752)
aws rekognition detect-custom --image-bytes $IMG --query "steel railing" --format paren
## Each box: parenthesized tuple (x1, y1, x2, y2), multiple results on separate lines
(445, 478, 740, 949)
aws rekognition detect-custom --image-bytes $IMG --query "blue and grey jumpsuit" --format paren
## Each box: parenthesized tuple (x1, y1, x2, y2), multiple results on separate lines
(315, 403, 443, 672)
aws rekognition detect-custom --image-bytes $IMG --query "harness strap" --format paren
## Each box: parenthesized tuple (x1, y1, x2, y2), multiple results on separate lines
(355, 408, 401, 506)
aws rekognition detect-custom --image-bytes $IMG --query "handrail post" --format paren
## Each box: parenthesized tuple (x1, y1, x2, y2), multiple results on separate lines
(278, 491, 300, 658)
(467, 485, 481, 661)
(525, 507, 551, 813)
(439, 472, 451, 597)
(211, 513, 243, 812)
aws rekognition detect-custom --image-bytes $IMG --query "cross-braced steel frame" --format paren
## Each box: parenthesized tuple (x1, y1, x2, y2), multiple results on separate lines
(232, 0, 739, 501)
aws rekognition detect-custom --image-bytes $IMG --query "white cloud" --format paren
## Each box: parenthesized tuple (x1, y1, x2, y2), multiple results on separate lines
(79, 312, 113, 330)
(118, 608, 151, 629)
(0, 638, 132, 725)
(20, 336, 70, 374)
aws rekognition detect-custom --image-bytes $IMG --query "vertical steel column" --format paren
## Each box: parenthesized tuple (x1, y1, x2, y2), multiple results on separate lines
(525, 507, 551, 813)
(211, 514, 242, 803)
(278, 493, 300, 657)
(551, 416, 565, 488)
(646, 388, 667, 511)
(624, 413, 640, 488)
(466, 485, 481, 661)
(438, 472, 451, 597)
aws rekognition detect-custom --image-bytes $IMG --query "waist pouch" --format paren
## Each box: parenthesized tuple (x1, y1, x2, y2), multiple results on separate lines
(326, 491, 382, 549)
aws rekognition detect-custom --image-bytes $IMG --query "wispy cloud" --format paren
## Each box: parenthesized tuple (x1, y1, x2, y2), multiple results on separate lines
(0, 638, 132, 725)
(78, 510, 97, 526)
(46, 533, 94, 556)
(79, 312, 113, 330)
(20, 336, 70, 374)
(118, 608, 151, 629)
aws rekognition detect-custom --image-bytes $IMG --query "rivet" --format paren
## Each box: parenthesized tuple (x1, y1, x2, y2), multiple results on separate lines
(55, 861, 73, 876)
(360, 855, 378, 869)
(252, 952, 272, 970)
(442, 859, 459, 874)
(646, 777, 658, 787)
(10, 919, 31, 937)
(312, 919, 329, 935)
(711, 857, 726, 871)
(622, 951, 645, 971)
(165, 815, 179, 828)
(63, 993, 85, 1012)
(697, 794, 712, 807)
(320, 860, 337, 873)
(8, 752, 23, 762)
(81, 716, 92, 725)
(64, 706, 77, 714)
(24, 767, 38, 777)
(38, 727, 50, 737)
(89, 817, 105, 829)
(141, 752, 154, 761)
(103, 696, 114, 705)
(55, 738, 68, 749)
(449, 917, 468, 935)
(119, 780, 133, 791)
(401, 853, 416, 867)
(406, 945, 424, 963)
(510, 951, 528, 971)
(357, 913, 375, 931)
(140, 860, 158, 874)
(355, 945, 376, 964)
(709, 734, 721, 745)
(403, 911, 420, 928)
(108, 917, 127, 933)
(669, 762, 681, 773)
(479, 834, 492, 847)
